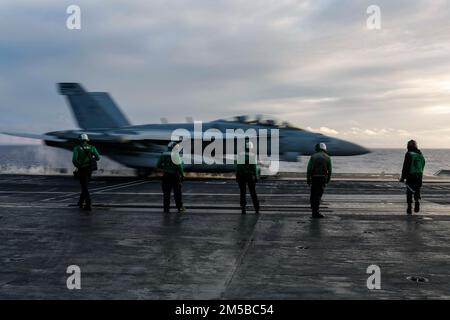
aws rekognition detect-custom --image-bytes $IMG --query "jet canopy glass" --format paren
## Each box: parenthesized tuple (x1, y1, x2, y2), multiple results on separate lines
(216, 114, 301, 129)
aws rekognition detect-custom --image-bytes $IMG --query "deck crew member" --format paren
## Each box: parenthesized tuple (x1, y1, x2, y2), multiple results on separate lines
(236, 141, 260, 215)
(72, 133, 100, 211)
(157, 141, 185, 213)
(400, 140, 425, 214)
(307, 143, 332, 219)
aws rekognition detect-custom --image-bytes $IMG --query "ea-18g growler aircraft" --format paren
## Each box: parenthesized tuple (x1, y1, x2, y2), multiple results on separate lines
(4, 83, 370, 176)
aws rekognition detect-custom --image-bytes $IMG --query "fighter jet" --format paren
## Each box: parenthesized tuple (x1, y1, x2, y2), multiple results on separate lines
(3, 83, 370, 176)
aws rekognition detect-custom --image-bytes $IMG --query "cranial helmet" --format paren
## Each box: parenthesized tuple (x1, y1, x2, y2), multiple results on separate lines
(315, 142, 327, 152)
(168, 141, 178, 150)
(79, 133, 89, 141)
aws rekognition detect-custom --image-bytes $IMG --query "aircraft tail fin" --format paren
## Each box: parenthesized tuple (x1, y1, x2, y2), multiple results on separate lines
(58, 83, 131, 129)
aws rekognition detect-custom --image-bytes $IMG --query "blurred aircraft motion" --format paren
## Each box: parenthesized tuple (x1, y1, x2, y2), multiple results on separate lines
(3, 83, 370, 176)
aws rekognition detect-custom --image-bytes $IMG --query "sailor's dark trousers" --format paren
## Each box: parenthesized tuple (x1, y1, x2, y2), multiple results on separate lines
(162, 172, 183, 211)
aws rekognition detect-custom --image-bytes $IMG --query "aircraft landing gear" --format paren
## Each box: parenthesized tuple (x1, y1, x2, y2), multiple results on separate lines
(135, 168, 154, 178)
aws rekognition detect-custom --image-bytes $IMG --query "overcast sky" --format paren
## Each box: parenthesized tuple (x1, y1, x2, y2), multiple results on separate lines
(1, 0, 450, 147)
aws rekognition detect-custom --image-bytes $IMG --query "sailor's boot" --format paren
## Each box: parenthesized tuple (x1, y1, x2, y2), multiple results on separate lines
(407, 203, 412, 215)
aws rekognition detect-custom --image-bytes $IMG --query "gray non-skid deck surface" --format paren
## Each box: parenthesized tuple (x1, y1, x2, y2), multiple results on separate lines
(0, 174, 450, 299)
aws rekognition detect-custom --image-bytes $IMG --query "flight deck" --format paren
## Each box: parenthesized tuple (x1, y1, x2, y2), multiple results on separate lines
(1, 174, 450, 299)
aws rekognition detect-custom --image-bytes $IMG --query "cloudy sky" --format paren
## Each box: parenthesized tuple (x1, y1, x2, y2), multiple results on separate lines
(1, 0, 450, 147)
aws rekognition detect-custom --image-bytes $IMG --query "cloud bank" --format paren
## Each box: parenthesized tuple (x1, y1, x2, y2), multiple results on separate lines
(1, 0, 450, 147)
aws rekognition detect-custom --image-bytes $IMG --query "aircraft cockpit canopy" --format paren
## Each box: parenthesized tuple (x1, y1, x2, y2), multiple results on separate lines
(216, 114, 301, 130)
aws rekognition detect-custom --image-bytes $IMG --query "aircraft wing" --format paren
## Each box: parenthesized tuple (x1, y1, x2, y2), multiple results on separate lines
(96, 129, 257, 143)
(103, 130, 181, 142)
(1, 132, 67, 142)
(2, 129, 257, 145)
(1, 130, 177, 144)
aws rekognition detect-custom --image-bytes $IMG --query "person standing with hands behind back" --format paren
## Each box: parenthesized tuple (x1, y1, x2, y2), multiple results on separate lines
(236, 141, 260, 215)
(400, 140, 425, 215)
(72, 133, 100, 211)
(307, 143, 332, 219)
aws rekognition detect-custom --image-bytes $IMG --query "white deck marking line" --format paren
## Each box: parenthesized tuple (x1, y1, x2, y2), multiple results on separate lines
(70, 191, 402, 196)
(0, 191, 69, 194)
(94, 180, 150, 193)
(91, 192, 309, 196)
(0, 203, 448, 215)
(1, 190, 444, 198)
(39, 180, 146, 202)
(56, 180, 150, 202)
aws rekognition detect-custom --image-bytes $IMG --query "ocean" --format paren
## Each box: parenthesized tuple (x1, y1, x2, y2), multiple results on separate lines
(0, 145, 449, 176)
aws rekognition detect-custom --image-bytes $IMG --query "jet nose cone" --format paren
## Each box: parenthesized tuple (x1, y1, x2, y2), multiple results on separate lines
(344, 141, 371, 156)
(355, 144, 371, 155)
(327, 139, 371, 156)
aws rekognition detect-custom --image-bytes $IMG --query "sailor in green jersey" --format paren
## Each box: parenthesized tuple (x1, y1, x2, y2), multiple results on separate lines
(236, 141, 260, 214)
(400, 140, 426, 214)
(157, 141, 185, 213)
(72, 133, 100, 211)
(307, 143, 332, 219)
